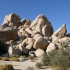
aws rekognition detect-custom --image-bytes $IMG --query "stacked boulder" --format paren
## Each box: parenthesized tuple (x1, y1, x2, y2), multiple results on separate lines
(0, 13, 70, 58)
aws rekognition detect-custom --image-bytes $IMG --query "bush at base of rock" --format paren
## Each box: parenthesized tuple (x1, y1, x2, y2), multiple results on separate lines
(0, 38, 7, 55)
(2, 57, 10, 61)
(10, 54, 20, 58)
(12, 57, 19, 61)
(35, 62, 42, 69)
(41, 48, 70, 70)
(0, 64, 14, 70)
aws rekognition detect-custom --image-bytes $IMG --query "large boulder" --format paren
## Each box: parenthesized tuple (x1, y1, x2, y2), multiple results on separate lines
(21, 38, 35, 49)
(46, 42, 57, 53)
(25, 14, 53, 37)
(8, 46, 22, 56)
(31, 31, 43, 40)
(51, 24, 67, 38)
(35, 49, 45, 58)
(0, 27, 18, 42)
(33, 37, 49, 49)
(16, 44, 29, 55)
(2, 13, 20, 27)
(52, 36, 60, 43)
(59, 37, 70, 43)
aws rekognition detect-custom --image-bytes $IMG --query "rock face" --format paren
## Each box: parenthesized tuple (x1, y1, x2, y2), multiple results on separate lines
(2, 13, 20, 27)
(51, 24, 67, 38)
(8, 46, 22, 56)
(0, 27, 18, 41)
(46, 42, 57, 53)
(33, 37, 49, 49)
(21, 38, 35, 49)
(0, 13, 69, 57)
(25, 14, 53, 37)
(35, 49, 45, 57)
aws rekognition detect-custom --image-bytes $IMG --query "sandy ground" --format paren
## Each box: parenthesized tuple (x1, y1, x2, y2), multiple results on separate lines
(0, 58, 52, 70)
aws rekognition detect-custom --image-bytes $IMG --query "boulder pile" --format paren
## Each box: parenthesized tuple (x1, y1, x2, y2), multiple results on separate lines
(0, 13, 70, 57)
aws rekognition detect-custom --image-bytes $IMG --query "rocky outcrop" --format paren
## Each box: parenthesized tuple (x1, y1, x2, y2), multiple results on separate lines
(25, 14, 53, 37)
(0, 13, 69, 57)
(0, 27, 18, 41)
(51, 24, 67, 38)
(2, 13, 20, 28)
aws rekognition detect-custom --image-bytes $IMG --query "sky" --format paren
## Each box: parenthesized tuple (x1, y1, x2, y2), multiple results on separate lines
(0, 0, 70, 33)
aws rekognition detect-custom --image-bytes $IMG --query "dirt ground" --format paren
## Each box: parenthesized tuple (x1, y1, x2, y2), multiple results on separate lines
(0, 58, 52, 70)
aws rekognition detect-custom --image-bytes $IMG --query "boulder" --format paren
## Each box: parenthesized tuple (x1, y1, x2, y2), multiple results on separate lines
(0, 27, 18, 42)
(25, 14, 53, 37)
(59, 37, 70, 43)
(8, 46, 22, 56)
(22, 38, 35, 49)
(46, 42, 57, 53)
(35, 49, 45, 58)
(31, 30, 43, 40)
(21, 19, 31, 26)
(33, 37, 49, 49)
(51, 24, 67, 38)
(2, 13, 20, 27)
(52, 36, 60, 43)
(18, 27, 26, 37)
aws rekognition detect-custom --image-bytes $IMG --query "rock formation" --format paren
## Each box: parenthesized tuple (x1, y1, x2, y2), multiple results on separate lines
(0, 13, 69, 57)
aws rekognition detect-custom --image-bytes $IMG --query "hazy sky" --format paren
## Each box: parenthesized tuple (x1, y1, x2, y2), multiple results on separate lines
(0, 0, 70, 33)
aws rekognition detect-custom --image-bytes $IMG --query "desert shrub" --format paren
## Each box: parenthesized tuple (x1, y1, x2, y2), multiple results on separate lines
(42, 54, 50, 66)
(35, 62, 42, 69)
(41, 47, 70, 70)
(26, 66, 34, 70)
(12, 57, 19, 61)
(0, 38, 7, 55)
(51, 55, 70, 70)
(0, 57, 2, 60)
(2, 57, 10, 61)
(0, 64, 14, 70)
(51, 48, 70, 70)
(10, 54, 20, 58)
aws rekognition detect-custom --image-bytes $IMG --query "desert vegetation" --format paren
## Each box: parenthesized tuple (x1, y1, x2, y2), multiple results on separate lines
(0, 38, 7, 55)
(41, 44, 70, 70)
(0, 64, 14, 70)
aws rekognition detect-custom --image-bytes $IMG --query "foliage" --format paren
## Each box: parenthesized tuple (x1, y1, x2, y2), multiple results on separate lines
(0, 64, 14, 70)
(35, 62, 42, 69)
(10, 54, 20, 58)
(2, 57, 10, 61)
(41, 47, 70, 70)
(0, 38, 7, 55)
(12, 57, 19, 61)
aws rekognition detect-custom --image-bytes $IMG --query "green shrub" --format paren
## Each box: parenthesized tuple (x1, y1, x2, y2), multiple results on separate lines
(26, 66, 34, 70)
(12, 57, 19, 61)
(41, 47, 70, 70)
(10, 54, 20, 58)
(2, 57, 10, 61)
(35, 62, 42, 69)
(0, 38, 7, 55)
(0, 57, 2, 60)
(0, 64, 14, 70)
(42, 54, 50, 66)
